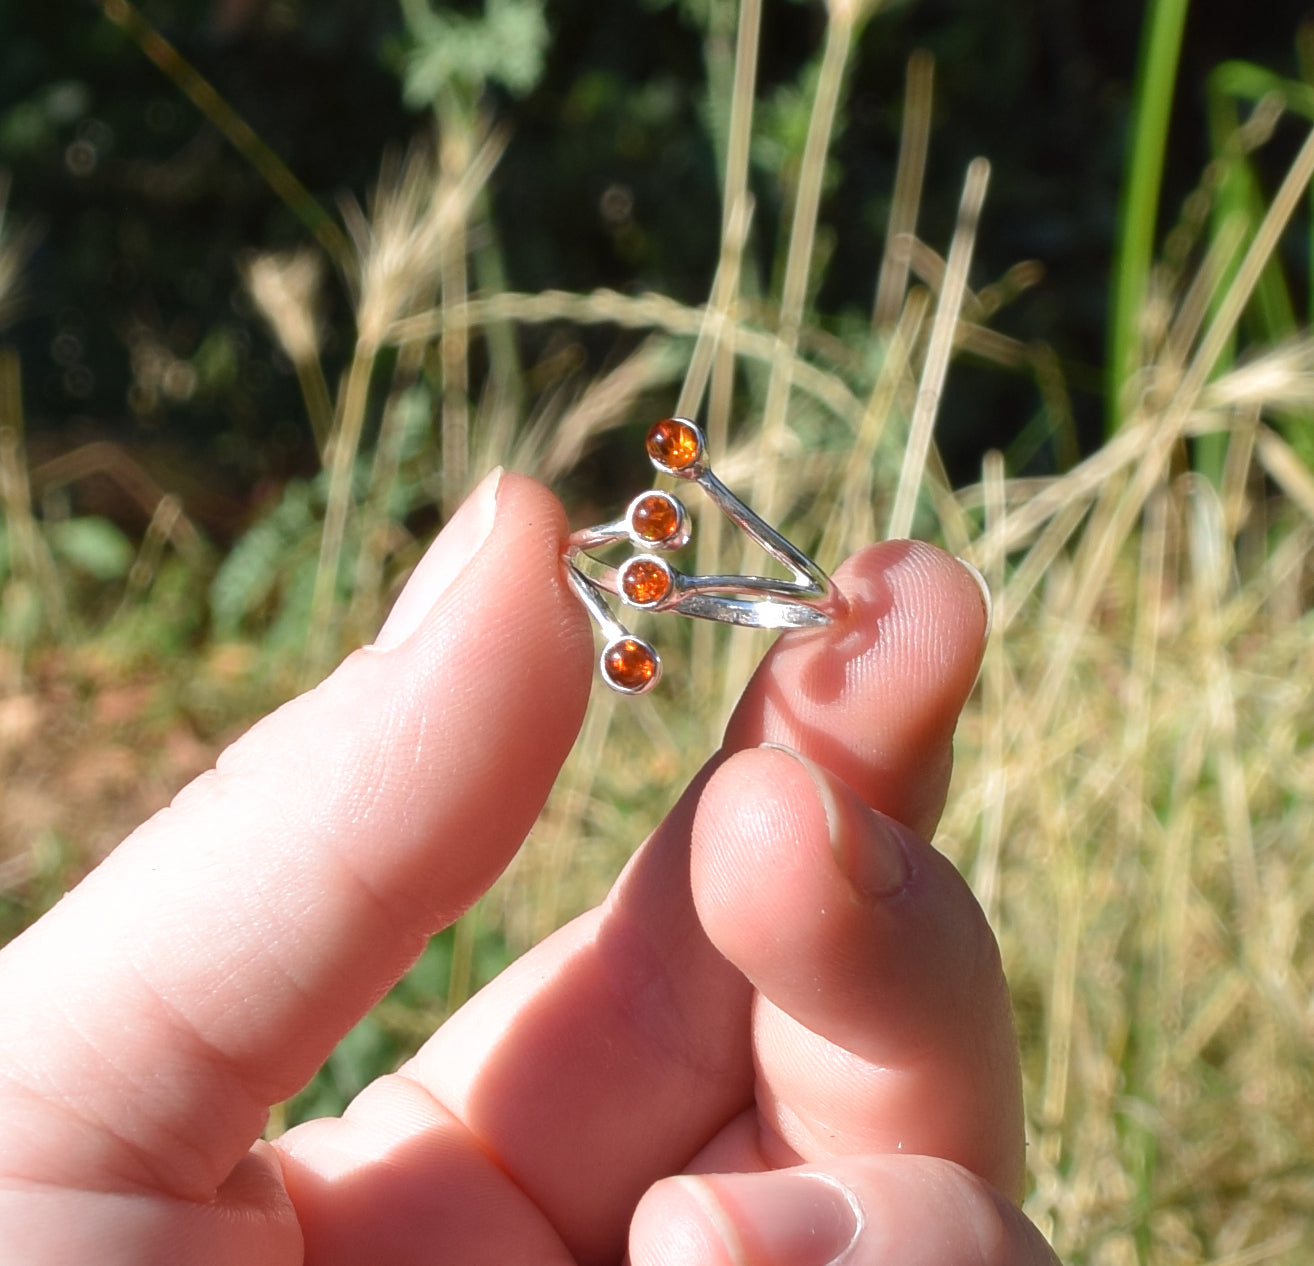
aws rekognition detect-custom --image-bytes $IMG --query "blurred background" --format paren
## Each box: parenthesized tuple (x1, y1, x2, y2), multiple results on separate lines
(5, 1, 1309, 498)
(3, 3, 1314, 1261)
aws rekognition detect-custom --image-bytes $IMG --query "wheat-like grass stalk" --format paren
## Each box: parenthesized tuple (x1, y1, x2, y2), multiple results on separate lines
(887, 157, 989, 538)
(750, 0, 866, 524)
(0, 176, 38, 335)
(873, 49, 934, 330)
(0, 353, 67, 660)
(302, 130, 508, 680)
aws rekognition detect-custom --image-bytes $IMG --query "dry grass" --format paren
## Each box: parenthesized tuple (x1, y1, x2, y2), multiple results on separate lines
(951, 414, 1314, 1263)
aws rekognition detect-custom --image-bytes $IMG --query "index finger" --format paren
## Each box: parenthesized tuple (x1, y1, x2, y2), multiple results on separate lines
(0, 471, 593, 1200)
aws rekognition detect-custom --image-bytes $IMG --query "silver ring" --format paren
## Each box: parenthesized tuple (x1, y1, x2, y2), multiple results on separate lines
(565, 418, 835, 694)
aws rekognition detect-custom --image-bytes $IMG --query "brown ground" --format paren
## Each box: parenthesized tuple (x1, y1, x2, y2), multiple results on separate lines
(0, 643, 271, 942)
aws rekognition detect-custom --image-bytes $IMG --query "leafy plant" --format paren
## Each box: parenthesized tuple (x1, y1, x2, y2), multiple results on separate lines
(395, 0, 549, 109)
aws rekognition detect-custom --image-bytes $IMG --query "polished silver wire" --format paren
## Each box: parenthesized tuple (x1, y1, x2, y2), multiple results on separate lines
(565, 417, 835, 692)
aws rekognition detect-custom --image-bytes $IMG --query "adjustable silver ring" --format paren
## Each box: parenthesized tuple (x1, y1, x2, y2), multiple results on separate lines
(564, 418, 835, 694)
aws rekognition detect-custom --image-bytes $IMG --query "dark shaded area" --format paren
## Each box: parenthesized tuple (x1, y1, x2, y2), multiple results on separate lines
(1, 0, 1309, 516)
(2, 2, 414, 532)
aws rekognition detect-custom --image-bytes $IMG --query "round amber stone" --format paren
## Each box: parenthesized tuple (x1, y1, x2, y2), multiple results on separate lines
(620, 557, 673, 606)
(646, 418, 702, 471)
(630, 492, 682, 544)
(603, 637, 659, 692)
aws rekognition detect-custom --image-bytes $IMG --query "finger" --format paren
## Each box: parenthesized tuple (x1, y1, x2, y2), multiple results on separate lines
(0, 470, 593, 1202)
(690, 746, 1023, 1196)
(630, 1156, 1058, 1266)
(291, 541, 990, 1263)
(727, 539, 990, 838)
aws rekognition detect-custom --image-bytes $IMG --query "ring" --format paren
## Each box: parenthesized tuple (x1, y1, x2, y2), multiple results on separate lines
(565, 417, 835, 694)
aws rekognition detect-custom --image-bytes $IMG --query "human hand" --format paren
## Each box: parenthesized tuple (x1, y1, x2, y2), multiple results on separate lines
(0, 469, 1057, 1265)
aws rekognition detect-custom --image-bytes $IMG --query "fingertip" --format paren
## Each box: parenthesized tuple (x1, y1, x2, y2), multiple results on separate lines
(691, 746, 833, 946)
(384, 469, 593, 677)
(692, 741, 916, 922)
(632, 1171, 859, 1266)
(723, 539, 988, 837)
(690, 745, 918, 1040)
(812, 539, 989, 712)
(373, 466, 505, 651)
(496, 471, 599, 706)
(630, 1176, 739, 1266)
(309, 468, 595, 918)
(632, 1158, 1057, 1266)
(690, 746, 927, 1035)
(953, 554, 993, 641)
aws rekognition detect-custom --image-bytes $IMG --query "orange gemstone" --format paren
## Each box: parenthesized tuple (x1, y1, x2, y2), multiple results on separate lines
(621, 557, 673, 606)
(603, 637, 659, 692)
(646, 418, 702, 471)
(630, 492, 682, 543)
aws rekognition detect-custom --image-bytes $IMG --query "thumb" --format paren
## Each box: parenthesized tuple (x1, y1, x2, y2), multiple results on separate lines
(630, 1157, 1058, 1266)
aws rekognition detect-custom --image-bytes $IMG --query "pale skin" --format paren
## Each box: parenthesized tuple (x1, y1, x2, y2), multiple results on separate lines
(0, 470, 1059, 1265)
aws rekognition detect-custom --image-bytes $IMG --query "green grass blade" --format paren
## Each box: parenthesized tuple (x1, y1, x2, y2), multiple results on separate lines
(1107, 0, 1192, 435)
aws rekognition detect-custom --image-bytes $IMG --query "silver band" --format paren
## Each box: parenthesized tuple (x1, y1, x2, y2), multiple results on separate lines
(570, 556, 833, 630)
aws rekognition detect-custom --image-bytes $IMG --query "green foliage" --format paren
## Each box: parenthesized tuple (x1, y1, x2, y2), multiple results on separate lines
(43, 517, 134, 583)
(396, 0, 549, 109)
(208, 376, 437, 665)
(1109, 8, 1314, 482)
(0, 80, 91, 160)
(99, 556, 208, 665)
(209, 478, 323, 646)
(0, 574, 41, 648)
(1200, 56, 1314, 475)
(752, 66, 819, 187)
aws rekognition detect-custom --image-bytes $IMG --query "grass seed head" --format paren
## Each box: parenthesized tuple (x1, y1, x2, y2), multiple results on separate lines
(241, 247, 324, 367)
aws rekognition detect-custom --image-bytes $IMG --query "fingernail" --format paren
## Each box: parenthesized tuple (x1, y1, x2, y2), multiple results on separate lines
(954, 555, 993, 641)
(838, 806, 911, 899)
(686, 1170, 862, 1266)
(762, 744, 908, 899)
(373, 467, 503, 650)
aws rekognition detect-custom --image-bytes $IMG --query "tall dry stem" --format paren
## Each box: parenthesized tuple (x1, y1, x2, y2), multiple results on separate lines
(304, 130, 505, 679)
(873, 50, 934, 330)
(0, 353, 65, 655)
(750, 2, 858, 524)
(887, 158, 990, 539)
